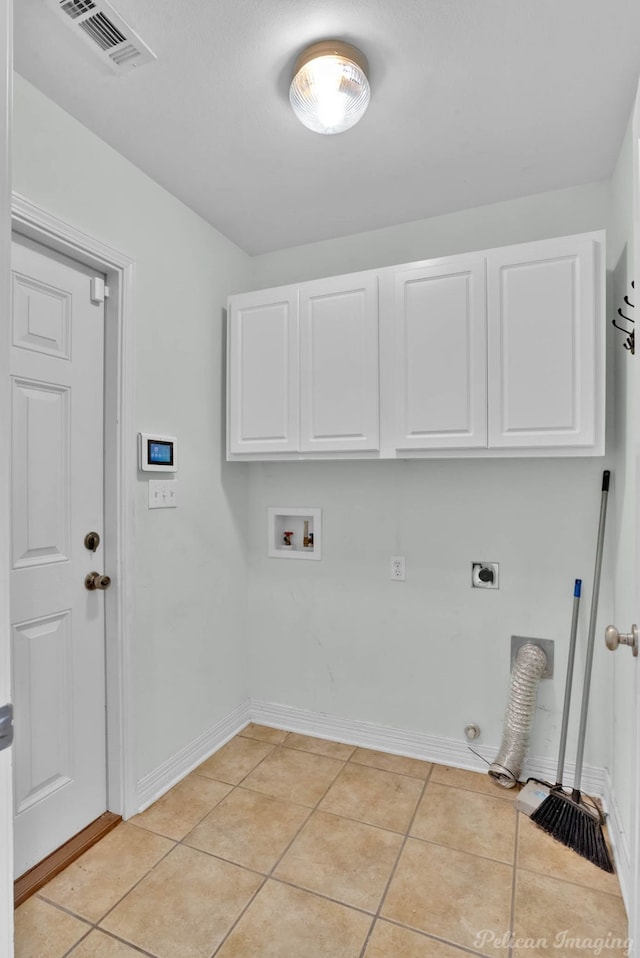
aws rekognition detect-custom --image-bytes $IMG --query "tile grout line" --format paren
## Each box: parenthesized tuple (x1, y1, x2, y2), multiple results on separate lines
(357, 767, 522, 958)
(96, 929, 161, 958)
(36, 748, 509, 954)
(257, 875, 380, 919)
(66, 926, 161, 958)
(515, 861, 624, 899)
(181, 775, 624, 902)
(234, 783, 422, 837)
(398, 830, 518, 868)
(37, 885, 165, 958)
(379, 916, 491, 958)
(33, 893, 95, 925)
(26, 730, 623, 958)
(28, 740, 412, 956)
(37, 738, 346, 958)
(132, 781, 235, 844)
(242, 728, 511, 787)
(203, 734, 438, 955)
(206, 873, 269, 958)
(355, 762, 435, 958)
(194, 738, 279, 790)
(429, 777, 518, 803)
(58, 923, 93, 958)
(38, 834, 180, 934)
(208, 740, 352, 957)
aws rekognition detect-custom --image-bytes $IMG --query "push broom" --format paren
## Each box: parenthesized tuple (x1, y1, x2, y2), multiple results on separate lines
(531, 470, 614, 873)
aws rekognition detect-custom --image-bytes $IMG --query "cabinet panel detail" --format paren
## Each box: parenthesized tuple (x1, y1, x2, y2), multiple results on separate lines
(392, 258, 487, 449)
(300, 274, 379, 451)
(487, 235, 598, 449)
(227, 288, 299, 454)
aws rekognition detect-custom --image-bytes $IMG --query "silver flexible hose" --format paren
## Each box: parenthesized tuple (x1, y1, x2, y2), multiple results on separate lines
(489, 643, 548, 788)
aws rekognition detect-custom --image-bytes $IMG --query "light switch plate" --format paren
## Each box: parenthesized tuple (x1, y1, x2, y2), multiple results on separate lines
(149, 479, 177, 509)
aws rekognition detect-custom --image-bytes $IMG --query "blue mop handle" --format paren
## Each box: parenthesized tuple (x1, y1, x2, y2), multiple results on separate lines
(573, 470, 610, 795)
(556, 579, 581, 785)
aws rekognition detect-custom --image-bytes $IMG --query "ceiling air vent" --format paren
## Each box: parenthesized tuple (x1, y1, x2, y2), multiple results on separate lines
(51, 0, 156, 74)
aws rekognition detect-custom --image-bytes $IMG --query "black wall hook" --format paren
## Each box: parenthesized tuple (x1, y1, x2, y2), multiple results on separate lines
(612, 282, 635, 354)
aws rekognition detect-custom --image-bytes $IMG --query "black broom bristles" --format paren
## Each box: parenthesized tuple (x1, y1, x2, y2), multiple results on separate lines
(531, 786, 614, 873)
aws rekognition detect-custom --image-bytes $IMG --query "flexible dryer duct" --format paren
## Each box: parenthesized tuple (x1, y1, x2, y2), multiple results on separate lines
(489, 643, 548, 788)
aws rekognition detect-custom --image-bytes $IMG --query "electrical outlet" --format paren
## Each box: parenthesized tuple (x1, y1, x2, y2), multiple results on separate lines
(148, 479, 177, 509)
(390, 556, 405, 581)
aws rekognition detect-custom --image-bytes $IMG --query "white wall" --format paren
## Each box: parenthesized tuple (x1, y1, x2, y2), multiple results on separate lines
(250, 181, 610, 288)
(12, 75, 253, 782)
(246, 184, 615, 769)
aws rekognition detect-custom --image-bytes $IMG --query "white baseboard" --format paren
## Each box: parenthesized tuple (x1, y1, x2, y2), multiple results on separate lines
(248, 697, 607, 798)
(603, 770, 632, 913)
(135, 700, 250, 812)
(133, 696, 622, 888)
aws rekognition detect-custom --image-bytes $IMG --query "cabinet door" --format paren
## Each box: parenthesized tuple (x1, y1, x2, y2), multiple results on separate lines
(299, 272, 379, 452)
(227, 286, 299, 455)
(389, 256, 487, 450)
(487, 234, 601, 449)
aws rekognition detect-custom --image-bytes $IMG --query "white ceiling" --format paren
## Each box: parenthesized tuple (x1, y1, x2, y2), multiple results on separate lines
(14, 0, 640, 255)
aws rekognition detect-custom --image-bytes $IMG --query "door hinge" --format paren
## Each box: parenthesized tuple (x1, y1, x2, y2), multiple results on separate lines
(0, 704, 13, 752)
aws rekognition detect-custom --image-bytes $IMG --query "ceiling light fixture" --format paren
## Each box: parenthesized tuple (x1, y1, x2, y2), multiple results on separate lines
(289, 39, 370, 135)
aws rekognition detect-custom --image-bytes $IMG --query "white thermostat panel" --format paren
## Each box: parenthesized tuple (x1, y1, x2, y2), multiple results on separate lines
(138, 433, 177, 472)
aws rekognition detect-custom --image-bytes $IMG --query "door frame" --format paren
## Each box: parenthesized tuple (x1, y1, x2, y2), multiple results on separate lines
(1, 1, 13, 951)
(11, 192, 138, 821)
(631, 76, 640, 958)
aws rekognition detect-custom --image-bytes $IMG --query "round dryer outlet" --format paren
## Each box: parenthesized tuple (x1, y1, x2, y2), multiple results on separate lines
(472, 562, 499, 589)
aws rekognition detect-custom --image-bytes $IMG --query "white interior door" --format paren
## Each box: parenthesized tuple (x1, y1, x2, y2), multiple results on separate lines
(10, 234, 108, 878)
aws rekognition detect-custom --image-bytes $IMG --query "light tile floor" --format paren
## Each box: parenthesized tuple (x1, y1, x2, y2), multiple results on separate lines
(15, 724, 629, 958)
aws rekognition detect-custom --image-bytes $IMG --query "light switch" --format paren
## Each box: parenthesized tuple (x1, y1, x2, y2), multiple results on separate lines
(148, 479, 177, 509)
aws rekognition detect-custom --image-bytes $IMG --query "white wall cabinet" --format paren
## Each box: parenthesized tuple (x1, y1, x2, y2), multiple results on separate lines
(486, 234, 601, 450)
(227, 231, 604, 460)
(383, 254, 487, 451)
(227, 272, 379, 456)
(299, 273, 379, 453)
(227, 286, 299, 455)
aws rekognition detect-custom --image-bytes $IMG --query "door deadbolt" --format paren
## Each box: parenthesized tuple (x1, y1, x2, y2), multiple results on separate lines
(604, 624, 638, 657)
(85, 571, 111, 591)
(84, 531, 100, 553)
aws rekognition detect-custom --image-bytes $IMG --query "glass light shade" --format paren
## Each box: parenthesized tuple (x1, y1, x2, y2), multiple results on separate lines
(289, 40, 370, 135)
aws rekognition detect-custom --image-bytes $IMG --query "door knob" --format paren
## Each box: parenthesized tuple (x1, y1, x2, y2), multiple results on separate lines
(85, 571, 111, 591)
(604, 624, 638, 657)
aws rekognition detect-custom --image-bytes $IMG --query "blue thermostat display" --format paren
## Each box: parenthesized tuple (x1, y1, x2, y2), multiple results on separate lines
(149, 441, 173, 465)
(138, 433, 178, 472)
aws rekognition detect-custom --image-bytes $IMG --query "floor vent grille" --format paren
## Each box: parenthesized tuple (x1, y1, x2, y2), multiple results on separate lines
(51, 0, 156, 73)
